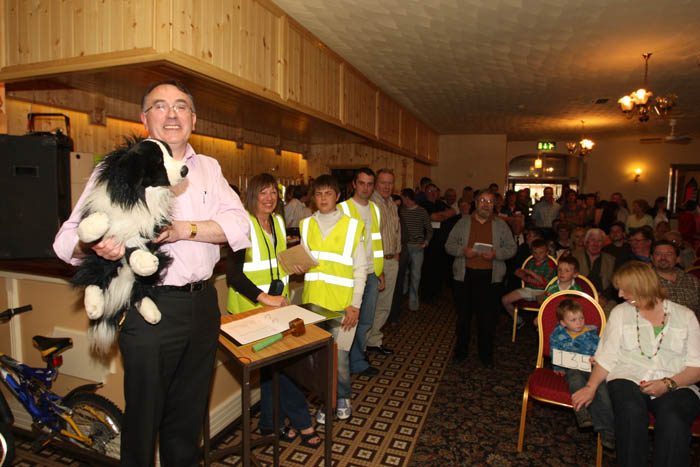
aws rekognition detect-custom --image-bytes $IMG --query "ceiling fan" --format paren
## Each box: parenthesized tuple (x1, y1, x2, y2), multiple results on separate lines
(640, 119, 692, 144)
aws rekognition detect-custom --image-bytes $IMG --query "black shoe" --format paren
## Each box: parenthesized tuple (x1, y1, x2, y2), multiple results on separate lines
(367, 345, 394, 355)
(453, 353, 467, 363)
(356, 366, 379, 377)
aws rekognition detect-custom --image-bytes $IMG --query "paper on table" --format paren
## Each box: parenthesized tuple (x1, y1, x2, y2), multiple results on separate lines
(277, 243, 319, 275)
(551, 348, 592, 372)
(221, 305, 325, 345)
(473, 242, 493, 254)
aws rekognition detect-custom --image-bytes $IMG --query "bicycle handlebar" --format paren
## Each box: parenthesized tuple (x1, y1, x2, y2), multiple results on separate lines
(0, 305, 32, 322)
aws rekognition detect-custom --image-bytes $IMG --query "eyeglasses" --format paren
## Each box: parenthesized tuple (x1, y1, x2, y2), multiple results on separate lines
(478, 199, 494, 204)
(144, 102, 191, 114)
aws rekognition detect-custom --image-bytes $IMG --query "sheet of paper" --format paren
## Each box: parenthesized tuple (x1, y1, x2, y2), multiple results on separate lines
(431, 221, 441, 229)
(473, 242, 493, 254)
(221, 305, 325, 345)
(551, 349, 592, 372)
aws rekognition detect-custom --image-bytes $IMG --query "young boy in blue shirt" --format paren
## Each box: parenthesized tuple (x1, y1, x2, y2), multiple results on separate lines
(550, 299, 615, 449)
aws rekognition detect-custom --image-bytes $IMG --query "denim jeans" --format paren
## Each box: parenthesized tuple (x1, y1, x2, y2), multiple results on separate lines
(405, 245, 424, 311)
(565, 369, 614, 434)
(318, 320, 352, 399)
(258, 370, 312, 432)
(350, 273, 379, 373)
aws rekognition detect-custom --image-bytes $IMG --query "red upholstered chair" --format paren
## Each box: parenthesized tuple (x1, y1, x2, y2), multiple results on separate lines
(687, 266, 700, 280)
(512, 254, 558, 342)
(693, 257, 700, 267)
(574, 275, 598, 302)
(517, 290, 606, 460)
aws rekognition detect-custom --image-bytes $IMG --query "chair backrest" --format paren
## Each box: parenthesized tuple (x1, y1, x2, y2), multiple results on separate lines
(575, 274, 599, 301)
(694, 257, 700, 267)
(520, 255, 558, 288)
(687, 266, 700, 280)
(536, 290, 606, 368)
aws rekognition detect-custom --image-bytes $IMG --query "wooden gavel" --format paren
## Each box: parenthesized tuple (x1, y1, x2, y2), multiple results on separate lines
(252, 318, 305, 352)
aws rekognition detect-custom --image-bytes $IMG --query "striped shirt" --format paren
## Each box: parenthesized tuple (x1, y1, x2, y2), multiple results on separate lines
(401, 204, 433, 245)
(371, 191, 401, 255)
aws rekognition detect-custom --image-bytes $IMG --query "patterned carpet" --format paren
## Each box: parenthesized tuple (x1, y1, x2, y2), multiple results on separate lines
(207, 300, 456, 466)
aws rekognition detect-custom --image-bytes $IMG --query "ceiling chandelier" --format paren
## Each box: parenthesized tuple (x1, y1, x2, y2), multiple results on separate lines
(567, 120, 595, 156)
(618, 53, 677, 122)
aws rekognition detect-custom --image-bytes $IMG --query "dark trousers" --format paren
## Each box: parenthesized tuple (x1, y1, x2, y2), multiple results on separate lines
(387, 248, 409, 325)
(608, 378, 700, 467)
(118, 283, 220, 467)
(259, 371, 312, 432)
(420, 230, 446, 301)
(454, 268, 498, 364)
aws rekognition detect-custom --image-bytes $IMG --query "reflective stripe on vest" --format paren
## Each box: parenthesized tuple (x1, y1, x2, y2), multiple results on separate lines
(338, 199, 384, 275)
(300, 215, 361, 311)
(227, 213, 289, 314)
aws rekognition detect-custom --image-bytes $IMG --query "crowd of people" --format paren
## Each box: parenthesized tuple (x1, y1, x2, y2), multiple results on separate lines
(251, 175, 700, 464)
(51, 76, 700, 466)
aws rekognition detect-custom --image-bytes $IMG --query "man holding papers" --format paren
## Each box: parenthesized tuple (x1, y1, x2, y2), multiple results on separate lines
(445, 190, 516, 368)
(300, 175, 367, 423)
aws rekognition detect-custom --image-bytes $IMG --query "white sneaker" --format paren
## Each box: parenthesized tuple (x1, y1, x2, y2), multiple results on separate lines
(336, 398, 352, 420)
(315, 407, 326, 424)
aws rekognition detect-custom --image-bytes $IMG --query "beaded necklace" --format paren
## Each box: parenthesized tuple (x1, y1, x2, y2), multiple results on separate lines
(635, 301, 668, 359)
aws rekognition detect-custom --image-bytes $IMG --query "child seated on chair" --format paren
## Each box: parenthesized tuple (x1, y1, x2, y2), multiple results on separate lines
(550, 299, 615, 449)
(502, 239, 556, 329)
(542, 256, 583, 300)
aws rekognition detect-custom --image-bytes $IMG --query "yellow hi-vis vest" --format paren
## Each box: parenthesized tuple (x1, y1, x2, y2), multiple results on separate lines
(338, 198, 384, 276)
(227, 213, 289, 314)
(300, 215, 363, 311)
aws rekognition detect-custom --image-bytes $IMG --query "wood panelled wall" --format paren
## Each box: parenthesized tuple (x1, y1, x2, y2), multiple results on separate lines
(307, 144, 414, 191)
(5, 99, 308, 190)
(1, 0, 439, 165)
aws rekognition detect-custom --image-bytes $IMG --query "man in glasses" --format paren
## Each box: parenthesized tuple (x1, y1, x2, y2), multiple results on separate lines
(54, 79, 251, 465)
(651, 240, 700, 320)
(446, 190, 516, 368)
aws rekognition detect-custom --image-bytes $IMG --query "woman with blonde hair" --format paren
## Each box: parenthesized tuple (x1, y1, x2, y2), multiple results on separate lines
(572, 261, 700, 466)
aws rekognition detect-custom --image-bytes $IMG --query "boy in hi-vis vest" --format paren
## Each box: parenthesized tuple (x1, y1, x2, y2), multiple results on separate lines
(300, 175, 367, 422)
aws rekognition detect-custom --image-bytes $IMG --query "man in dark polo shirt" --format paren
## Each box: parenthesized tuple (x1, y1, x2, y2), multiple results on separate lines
(445, 191, 516, 368)
(419, 183, 456, 302)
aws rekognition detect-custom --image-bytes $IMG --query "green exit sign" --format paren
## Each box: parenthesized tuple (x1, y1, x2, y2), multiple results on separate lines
(537, 141, 556, 151)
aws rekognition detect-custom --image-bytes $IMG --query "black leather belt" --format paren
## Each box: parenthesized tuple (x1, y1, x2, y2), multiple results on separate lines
(158, 280, 209, 293)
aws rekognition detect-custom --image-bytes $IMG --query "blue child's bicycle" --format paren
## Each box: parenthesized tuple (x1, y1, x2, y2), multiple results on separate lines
(0, 305, 122, 466)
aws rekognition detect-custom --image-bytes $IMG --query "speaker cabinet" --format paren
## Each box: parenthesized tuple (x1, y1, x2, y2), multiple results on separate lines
(0, 134, 72, 259)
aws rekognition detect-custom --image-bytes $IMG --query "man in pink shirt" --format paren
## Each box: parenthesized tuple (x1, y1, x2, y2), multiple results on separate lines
(53, 80, 250, 466)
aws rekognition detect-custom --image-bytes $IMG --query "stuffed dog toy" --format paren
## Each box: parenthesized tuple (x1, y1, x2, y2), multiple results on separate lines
(71, 138, 188, 352)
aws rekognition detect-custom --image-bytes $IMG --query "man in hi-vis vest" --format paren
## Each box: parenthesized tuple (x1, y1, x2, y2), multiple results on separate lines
(300, 175, 367, 423)
(339, 168, 385, 377)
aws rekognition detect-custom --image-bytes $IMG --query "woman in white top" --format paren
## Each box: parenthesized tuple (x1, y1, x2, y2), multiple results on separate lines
(572, 261, 700, 467)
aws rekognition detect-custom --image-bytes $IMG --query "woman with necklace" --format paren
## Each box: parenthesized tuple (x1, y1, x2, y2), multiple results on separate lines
(572, 261, 700, 466)
(226, 173, 321, 448)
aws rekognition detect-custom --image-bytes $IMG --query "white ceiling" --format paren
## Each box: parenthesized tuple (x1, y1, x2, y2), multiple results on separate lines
(273, 0, 700, 141)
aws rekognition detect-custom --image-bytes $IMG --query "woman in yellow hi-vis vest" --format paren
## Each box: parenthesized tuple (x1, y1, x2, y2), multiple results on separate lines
(225, 174, 320, 447)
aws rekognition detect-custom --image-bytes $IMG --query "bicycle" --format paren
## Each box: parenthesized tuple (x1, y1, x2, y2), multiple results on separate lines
(0, 305, 123, 466)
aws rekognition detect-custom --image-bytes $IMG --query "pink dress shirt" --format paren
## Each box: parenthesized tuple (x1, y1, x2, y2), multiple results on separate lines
(53, 144, 251, 286)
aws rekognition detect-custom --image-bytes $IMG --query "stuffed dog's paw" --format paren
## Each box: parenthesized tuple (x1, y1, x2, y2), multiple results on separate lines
(84, 285, 105, 319)
(138, 297, 161, 324)
(78, 212, 110, 243)
(129, 249, 159, 276)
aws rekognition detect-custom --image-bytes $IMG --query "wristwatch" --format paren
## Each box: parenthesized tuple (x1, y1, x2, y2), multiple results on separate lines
(662, 377, 677, 392)
(189, 223, 197, 239)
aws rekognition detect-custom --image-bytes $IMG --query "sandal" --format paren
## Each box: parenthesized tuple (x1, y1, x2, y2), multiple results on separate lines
(259, 426, 297, 442)
(299, 429, 322, 449)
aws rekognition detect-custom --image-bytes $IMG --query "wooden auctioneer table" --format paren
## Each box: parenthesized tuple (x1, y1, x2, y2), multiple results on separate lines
(203, 307, 335, 466)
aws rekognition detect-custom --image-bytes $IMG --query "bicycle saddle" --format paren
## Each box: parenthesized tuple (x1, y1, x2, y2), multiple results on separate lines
(32, 335, 73, 358)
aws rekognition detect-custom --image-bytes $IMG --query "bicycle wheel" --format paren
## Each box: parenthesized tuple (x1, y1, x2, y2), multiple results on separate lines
(0, 421, 14, 467)
(61, 392, 122, 458)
